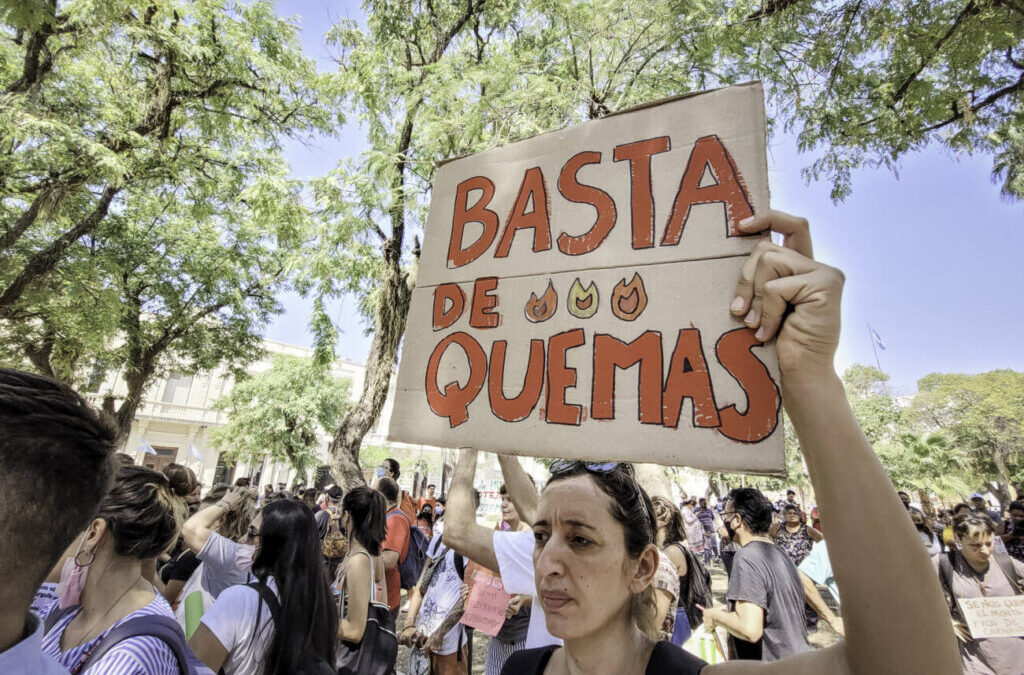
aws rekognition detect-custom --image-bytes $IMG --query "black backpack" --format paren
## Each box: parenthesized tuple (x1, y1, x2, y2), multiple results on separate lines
(937, 549, 1022, 617)
(672, 543, 713, 627)
(247, 582, 336, 675)
(389, 510, 430, 589)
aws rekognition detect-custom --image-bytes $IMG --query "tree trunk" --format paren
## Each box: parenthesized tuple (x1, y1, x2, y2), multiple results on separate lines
(111, 361, 157, 445)
(328, 255, 413, 489)
(991, 446, 1013, 512)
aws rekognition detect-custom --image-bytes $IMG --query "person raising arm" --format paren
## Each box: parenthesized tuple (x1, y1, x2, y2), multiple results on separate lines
(701, 211, 960, 674)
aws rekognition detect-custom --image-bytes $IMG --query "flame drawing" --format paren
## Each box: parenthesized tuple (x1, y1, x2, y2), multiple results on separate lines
(611, 273, 648, 321)
(524, 280, 557, 323)
(567, 278, 599, 319)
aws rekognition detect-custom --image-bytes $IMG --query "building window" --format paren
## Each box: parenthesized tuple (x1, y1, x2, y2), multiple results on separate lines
(85, 360, 108, 393)
(162, 371, 193, 403)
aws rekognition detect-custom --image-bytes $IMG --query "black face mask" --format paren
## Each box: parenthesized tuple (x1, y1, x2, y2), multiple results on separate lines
(724, 515, 739, 540)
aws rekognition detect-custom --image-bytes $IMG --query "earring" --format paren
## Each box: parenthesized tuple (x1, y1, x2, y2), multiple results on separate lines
(74, 547, 96, 567)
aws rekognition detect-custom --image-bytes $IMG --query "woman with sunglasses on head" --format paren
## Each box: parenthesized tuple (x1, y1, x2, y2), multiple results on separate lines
(188, 498, 337, 674)
(447, 211, 962, 675)
(41, 464, 191, 674)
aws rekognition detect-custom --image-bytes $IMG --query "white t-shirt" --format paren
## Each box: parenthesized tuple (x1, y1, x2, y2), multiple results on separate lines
(201, 578, 277, 675)
(414, 535, 465, 655)
(493, 530, 561, 649)
(198, 532, 255, 598)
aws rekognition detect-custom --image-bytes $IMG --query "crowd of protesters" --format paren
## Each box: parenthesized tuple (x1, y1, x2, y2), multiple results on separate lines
(0, 212, 1018, 675)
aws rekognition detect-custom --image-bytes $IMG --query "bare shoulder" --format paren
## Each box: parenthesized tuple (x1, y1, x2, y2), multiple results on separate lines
(704, 643, 851, 675)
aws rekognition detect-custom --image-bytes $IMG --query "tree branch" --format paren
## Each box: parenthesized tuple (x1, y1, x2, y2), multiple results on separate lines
(920, 73, 1024, 132)
(891, 0, 979, 105)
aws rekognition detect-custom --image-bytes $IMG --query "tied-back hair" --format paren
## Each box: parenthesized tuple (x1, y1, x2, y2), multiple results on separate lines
(251, 499, 337, 675)
(204, 483, 258, 542)
(0, 368, 117, 589)
(651, 495, 686, 548)
(163, 463, 198, 497)
(98, 465, 190, 558)
(343, 486, 387, 556)
(545, 463, 660, 639)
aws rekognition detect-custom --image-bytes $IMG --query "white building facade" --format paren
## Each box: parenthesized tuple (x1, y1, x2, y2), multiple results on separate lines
(85, 339, 548, 493)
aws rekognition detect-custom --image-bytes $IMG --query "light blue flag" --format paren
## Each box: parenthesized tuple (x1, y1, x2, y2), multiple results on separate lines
(189, 443, 202, 461)
(870, 326, 886, 350)
(138, 438, 156, 455)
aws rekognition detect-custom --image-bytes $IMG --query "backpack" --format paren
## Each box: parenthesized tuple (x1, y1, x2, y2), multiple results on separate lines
(44, 605, 212, 675)
(390, 509, 429, 589)
(322, 507, 348, 560)
(247, 582, 336, 675)
(674, 543, 713, 627)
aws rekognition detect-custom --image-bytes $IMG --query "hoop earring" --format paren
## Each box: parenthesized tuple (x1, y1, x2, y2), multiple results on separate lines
(74, 548, 96, 568)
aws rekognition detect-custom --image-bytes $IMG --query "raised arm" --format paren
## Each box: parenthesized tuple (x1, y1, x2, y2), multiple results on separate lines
(441, 449, 500, 571)
(182, 487, 244, 554)
(706, 211, 960, 675)
(497, 454, 538, 526)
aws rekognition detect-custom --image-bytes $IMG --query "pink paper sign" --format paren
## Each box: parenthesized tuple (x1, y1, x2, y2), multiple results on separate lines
(460, 574, 512, 636)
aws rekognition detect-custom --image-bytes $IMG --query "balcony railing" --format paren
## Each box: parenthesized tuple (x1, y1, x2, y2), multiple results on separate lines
(85, 394, 227, 427)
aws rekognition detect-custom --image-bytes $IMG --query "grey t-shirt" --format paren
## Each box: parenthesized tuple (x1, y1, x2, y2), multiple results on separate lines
(727, 541, 811, 662)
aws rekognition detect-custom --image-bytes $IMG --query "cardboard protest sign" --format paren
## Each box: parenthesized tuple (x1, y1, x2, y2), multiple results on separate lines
(460, 572, 513, 636)
(959, 596, 1024, 639)
(389, 82, 784, 472)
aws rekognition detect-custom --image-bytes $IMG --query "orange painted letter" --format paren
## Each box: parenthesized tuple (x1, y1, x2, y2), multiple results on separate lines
(661, 135, 755, 246)
(489, 339, 545, 422)
(714, 328, 780, 443)
(495, 167, 552, 258)
(556, 151, 617, 256)
(432, 283, 466, 330)
(592, 332, 663, 424)
(545, 328, 586, 425)
(613, 137, 670, 249)
(469, 277, 500, 329)
(448, 176, 499, 268)
(425, 332, 488, 428)
(662, 329, 721, 429)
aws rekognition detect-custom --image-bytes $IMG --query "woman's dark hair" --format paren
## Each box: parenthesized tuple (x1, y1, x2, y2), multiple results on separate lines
(954, 512, 995, 539)
(300, 488, 318, 511)
(650, 495, 685, 547)
(384, 458, 400, 478)
(782, 503, 801, 516)
(727, 487, 774, 535)
(417, 507, 434, 527)
(251, 499, 337, 675)
(1008, 500, 1024, 514)
(163, 463, 198, 497)
(343, 486, 387, 556)
(545, 463, 659, 638)
(98, 465, 189, 558)
(377, 477, 399, 503)
(952, 502, 971, 515)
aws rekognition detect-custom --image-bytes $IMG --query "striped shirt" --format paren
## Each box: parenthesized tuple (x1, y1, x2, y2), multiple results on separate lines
(41, 594, 179, 675)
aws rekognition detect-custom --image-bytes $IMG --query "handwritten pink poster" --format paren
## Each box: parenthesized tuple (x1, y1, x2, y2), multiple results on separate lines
(460, 573, 512, 636)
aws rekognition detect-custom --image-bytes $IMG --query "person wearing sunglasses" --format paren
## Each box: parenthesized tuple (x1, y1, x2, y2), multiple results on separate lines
(446, 211, 961, 675)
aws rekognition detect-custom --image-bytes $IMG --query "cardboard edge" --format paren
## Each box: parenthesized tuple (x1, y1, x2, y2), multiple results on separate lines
(435, 81, 765, 170)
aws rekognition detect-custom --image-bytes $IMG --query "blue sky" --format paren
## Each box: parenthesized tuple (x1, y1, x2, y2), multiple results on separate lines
(266, 0, 1024, 395)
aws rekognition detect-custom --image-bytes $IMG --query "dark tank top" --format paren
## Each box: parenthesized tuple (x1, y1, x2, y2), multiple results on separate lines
(500, 640, 706, 675)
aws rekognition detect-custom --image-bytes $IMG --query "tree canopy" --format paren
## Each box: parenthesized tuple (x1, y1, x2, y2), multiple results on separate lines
(211, 354, 352, 474)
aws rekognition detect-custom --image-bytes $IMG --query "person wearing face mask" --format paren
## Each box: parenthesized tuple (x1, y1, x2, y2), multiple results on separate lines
(181, 486, 259, 599)
(703, 488, 811, 661)
(372, 458, 417, 521)
(0, 369, 118, 675)
(936, 513, 1024, 674)
(188, 499, 338, 675)
(41, 464, 192, 674)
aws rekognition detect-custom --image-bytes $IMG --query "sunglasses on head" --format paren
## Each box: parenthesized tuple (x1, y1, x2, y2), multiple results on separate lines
(548, 460, 653, 528)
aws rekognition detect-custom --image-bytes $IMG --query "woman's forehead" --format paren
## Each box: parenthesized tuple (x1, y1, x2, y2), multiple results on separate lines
(537, 475, 614, 521)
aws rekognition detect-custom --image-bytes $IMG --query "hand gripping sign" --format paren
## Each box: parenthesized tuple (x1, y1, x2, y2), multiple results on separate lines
(389, 82, 784, 473)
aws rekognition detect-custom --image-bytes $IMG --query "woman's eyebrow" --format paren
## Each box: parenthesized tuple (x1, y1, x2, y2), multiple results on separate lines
(564, 519, 597, 531)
